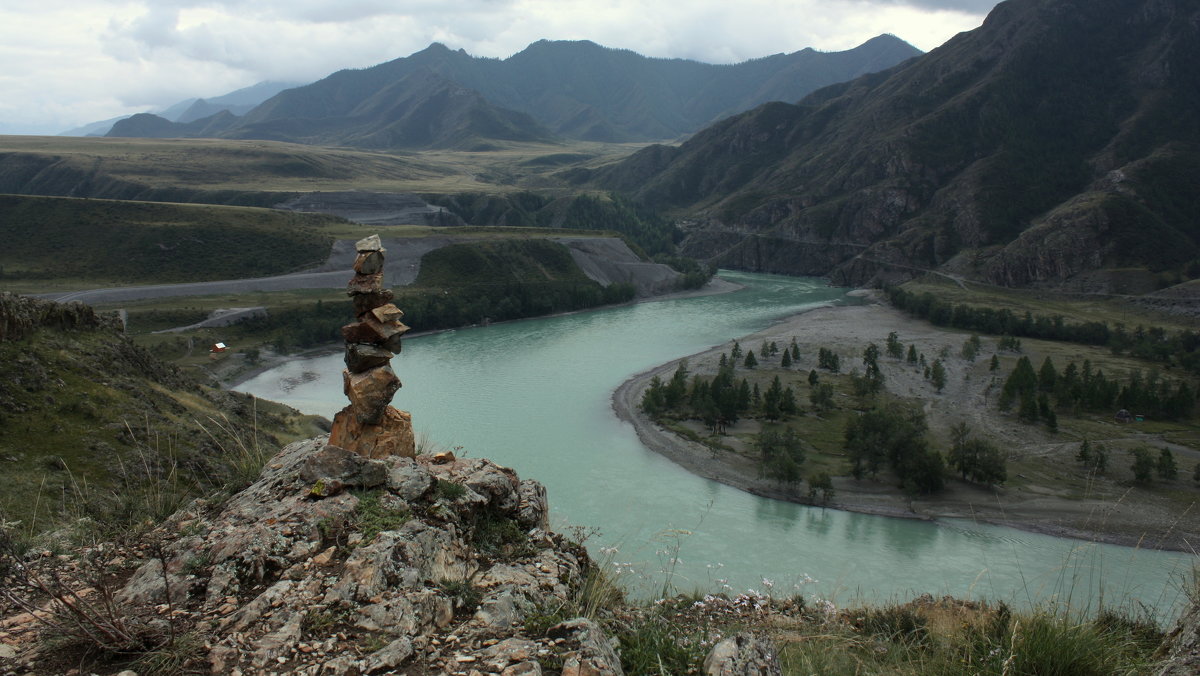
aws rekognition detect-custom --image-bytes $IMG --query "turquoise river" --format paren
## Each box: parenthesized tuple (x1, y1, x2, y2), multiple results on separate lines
(237, 271, 1195, 618)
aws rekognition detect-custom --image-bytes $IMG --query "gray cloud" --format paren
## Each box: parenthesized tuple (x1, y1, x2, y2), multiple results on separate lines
(1, 0, 994, 133)
(874, 0, 1000, 12)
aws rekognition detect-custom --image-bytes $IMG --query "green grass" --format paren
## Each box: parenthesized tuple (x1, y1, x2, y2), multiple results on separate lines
(0, 318, 323, 544)
(0, 135, 645, 197)
(348, 489, 411, 546)
(770, 597, 1169, 676)
(0, 194, 336, 288)
(415, 238, 596, 288)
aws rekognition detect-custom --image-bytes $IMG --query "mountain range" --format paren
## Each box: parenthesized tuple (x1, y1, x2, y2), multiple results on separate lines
(586, 0, 1200, 292)
(61, 80, 303, 137)
(104, 36, 922, 149)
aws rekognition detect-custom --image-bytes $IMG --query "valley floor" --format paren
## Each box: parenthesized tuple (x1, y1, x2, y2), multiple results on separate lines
(612, 291, 1200, 553)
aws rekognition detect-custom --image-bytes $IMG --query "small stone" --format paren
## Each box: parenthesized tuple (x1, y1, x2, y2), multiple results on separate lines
(340, 316, 410, 352)
(343, 366, 401, 424)
(502, 662, 543, 676)
(299, 444, 388, 487)
(432, 450, 456, 465)
(344, 344, 393, 373)
(328, 406, 416, 458)
(352, 289, 394, 316)
(308, 477, 345, 498)
(369, 304, 405, 323)
(363, 638, 414, 673)
(702, 633, 781, 676)
(347, 272, 384, 295)
(356, 234, 385, 253)
(312, 547, 337, 566)
(354, 250, 384, 275)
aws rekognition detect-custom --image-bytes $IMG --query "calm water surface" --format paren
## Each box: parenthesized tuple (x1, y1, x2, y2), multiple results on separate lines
(238, 271, 1193, 616)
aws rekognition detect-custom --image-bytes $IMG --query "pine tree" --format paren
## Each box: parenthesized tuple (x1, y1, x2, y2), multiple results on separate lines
(781, 387, 798, 415)
(731, 341, 743, 360)
(1076, 439, 1092, 464)
(1038, 357, 1058, 392)
(781, 350, 792, 368)
(862, 343, 884, 393)
(762, 375, 785, 420)
(906, 344, 918, 365)
(930, 360, 947, 393)
(989, 354, 1000, 372)
(886, 331, 904, 360)
(961, 335, 981, 362)
(810, 383, 834, 411)
(790, 338, 800, 361)
(664, 360, 689, 409)
(640, 376, 666, 416)
(1130, 448, 1155, 485)
(807, 472, 834, 503)
(744, 351, 758, 369)
(1157, 447, 1178, 480)
(808, 369, 819, 386)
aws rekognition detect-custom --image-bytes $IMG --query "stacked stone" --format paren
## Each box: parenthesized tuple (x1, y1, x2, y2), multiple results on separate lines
(327, 235, 416, 458)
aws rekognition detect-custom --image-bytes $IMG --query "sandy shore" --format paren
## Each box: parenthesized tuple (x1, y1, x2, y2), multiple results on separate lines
(611, 292, 1199, 553)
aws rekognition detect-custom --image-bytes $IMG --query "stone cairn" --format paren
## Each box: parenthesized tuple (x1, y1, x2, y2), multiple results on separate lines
(326, 235, 417, 458)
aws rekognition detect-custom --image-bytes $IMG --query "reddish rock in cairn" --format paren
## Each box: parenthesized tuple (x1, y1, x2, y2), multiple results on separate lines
(327, 235, 416, 458)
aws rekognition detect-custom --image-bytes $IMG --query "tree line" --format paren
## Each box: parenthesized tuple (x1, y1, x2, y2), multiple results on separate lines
(639, 335, 1006, 498)
(248, 280, 636, 352)
(885, 286, 1200, 374)
(998, 355, 1196, 425)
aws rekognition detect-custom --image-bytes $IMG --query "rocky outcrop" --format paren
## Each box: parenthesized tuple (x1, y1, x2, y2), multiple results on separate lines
(702, 633, 782, 676)
(108, 435, 613, 674)
(1157, 597, 1200, 675)
(0, 292, 117, 342)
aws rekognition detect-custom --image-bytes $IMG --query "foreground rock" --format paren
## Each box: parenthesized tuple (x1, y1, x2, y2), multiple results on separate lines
(108, 437, 614, 675)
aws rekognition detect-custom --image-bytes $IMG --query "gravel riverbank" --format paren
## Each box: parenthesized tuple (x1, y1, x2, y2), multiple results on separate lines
(611, 293, 1199, 553)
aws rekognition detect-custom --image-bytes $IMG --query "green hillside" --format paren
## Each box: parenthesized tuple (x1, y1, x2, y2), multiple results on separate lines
(0, 195, 337, 286)
(0, 294, 323, 539)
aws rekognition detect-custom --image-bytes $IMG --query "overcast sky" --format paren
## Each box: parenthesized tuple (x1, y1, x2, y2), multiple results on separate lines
(0, 0, 1000, 135)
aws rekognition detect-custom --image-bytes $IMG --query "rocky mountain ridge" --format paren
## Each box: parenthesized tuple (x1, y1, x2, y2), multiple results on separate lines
(104, 36, 921, 150)
(61, 81, 305, 137)
(588, 0, 1200, 292)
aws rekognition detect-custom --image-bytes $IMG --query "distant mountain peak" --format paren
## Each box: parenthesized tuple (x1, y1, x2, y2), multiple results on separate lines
(95, 36, 921, 148)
